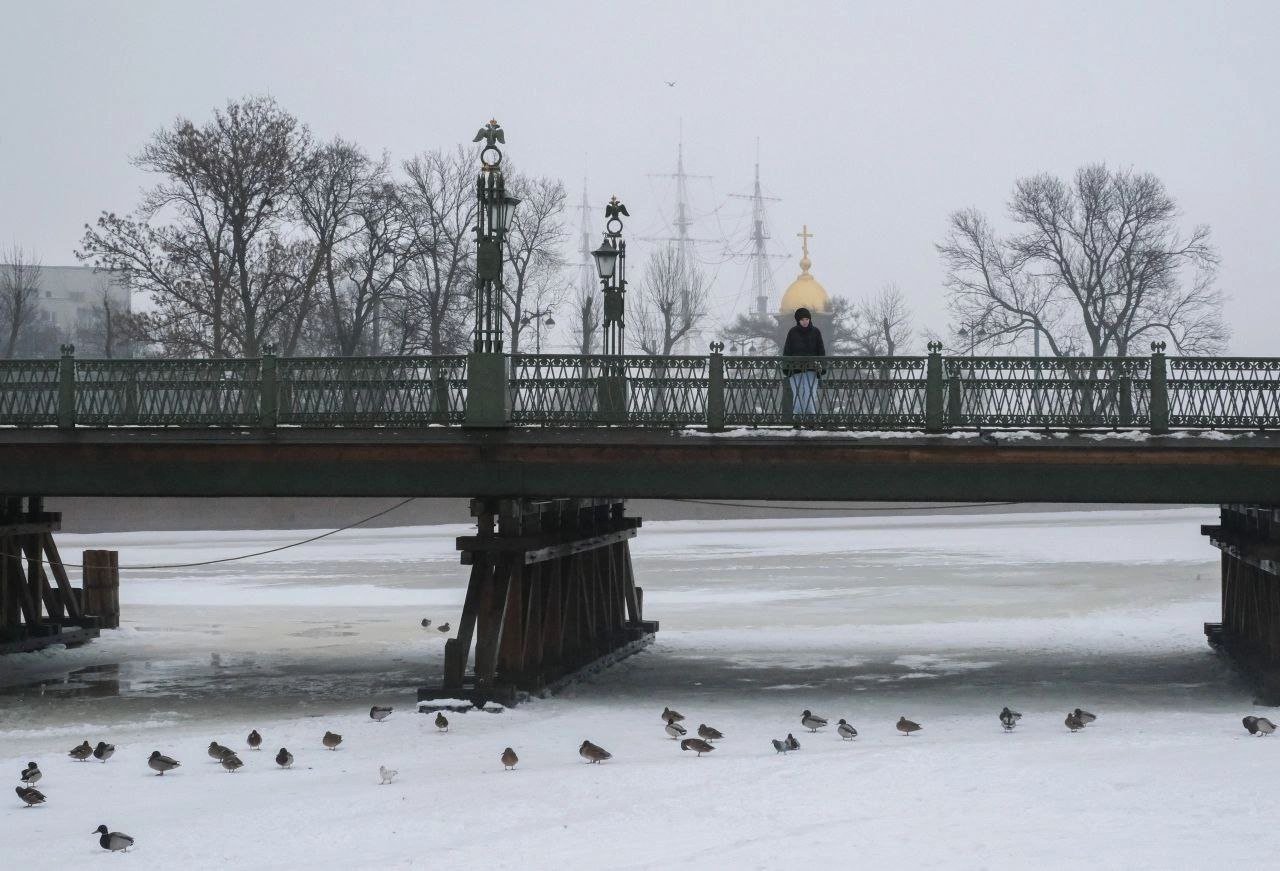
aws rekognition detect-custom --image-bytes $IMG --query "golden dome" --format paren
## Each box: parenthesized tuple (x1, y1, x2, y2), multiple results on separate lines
(779, 225, 829, 314)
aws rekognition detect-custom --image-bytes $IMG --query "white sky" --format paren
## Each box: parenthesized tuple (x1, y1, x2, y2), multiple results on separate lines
(1, 0, 1276, 352)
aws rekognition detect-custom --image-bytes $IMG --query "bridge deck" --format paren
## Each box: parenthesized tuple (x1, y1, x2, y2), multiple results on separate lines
(1, 428, 1277, 502)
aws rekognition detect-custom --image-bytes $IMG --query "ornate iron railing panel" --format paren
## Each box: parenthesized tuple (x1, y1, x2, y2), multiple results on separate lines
(510, 355, 708, 425)
(0, 361, 60, 425)
(943, 357, 1151, 428)
(76, 359, 263, 426)
(1167, 358, 1280, 428)
(278, 356, 466, 425)
(724, 356, 928, 427)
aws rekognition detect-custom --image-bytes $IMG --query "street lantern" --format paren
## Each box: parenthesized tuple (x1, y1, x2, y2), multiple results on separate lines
(490, 193, 521, 234)
(544, 315, 556, 328)
(592, 238, 620, 280)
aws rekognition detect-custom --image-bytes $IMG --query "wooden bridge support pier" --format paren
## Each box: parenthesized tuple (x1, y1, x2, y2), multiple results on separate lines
(421, 497, 657, 706)
(0, 496, 101, 654)
(1204, 504, 1280, 703)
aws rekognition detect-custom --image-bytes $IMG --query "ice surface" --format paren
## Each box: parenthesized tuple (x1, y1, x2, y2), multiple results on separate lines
(5, 505, 1273, 869)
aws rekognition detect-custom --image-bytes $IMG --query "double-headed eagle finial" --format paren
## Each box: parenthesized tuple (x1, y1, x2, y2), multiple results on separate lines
(472, 119, 505, 147)
(605, 196, 629, 220)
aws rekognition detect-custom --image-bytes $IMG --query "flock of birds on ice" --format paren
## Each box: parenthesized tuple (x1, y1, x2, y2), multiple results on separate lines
(13, 700, 1280, 853)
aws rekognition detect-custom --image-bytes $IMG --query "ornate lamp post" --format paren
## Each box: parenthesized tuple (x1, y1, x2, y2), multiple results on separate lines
(465, 120, 519, 427)
(592, 196, 629, 356)
(471, 120, 519, 353)
(591, 196, 630, 421)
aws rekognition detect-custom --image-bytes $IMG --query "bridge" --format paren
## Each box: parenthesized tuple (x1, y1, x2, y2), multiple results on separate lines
(3, 344, 1280, 702)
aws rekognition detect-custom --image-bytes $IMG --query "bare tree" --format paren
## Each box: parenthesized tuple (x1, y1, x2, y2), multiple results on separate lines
(293, 142, 415, 357)
(722, 311, 780, 355)
(502, 173, 567, 355)
(569, 279, 601, 355)
(394, 147, 477, 355)
(835, 283, 914, 355)
(634, 245, 711, 355)
(79, 96, 313, 357)
(938, 164, 1225, 356)
(74, 276, 135, 358)
(0, 246, 43, 358)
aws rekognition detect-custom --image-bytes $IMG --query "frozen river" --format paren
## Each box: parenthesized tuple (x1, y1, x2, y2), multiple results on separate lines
(5, 505, 1271, 869)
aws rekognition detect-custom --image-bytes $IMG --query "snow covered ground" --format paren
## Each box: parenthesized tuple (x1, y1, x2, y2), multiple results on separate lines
(3, 505, 1273, 869)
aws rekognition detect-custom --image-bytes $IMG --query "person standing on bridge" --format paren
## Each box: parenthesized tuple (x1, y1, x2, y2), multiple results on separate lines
(782, 307, 826, 423)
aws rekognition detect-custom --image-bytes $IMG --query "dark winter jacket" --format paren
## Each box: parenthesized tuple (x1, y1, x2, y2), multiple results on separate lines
(782, 324, 826, 375)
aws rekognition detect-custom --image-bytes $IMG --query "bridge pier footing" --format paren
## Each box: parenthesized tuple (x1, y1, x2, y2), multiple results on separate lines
(0, 496, 100, 654)
(1203, 504, 1280, 704)
(419, 497, 656, 707)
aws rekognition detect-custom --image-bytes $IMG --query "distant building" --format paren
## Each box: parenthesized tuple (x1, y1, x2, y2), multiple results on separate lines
(774, 226, 835, 347)
(0, 264, 132, 357)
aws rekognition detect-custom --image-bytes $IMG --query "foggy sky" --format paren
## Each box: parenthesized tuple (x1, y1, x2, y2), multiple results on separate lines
(2, 1, 1276, 353)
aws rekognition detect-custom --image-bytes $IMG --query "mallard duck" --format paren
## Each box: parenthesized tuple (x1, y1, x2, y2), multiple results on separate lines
(437, 622, 451, 632)
(1244, 715, 1260, 735)
(785, 733, 800, 751)
(276, 747, 294, 768)
(501, 747, 518, 770)
(664, 716, 687, 739)
(661, 706, 685, 723)
(148, 750, 180, 775)
(93, 741, 115, 763)
(837, 719, 857, 740)
(370, 705, 393, 722)
(93, 825, 134, 852)
(896, 717, 922, 736)
(771, 738, 788, 754)
(247, 729, 262, 750)
(68, 740, 92, 761)
(680, 738, 715, 756)
(697, 724, 723, 742)
(379, 765, 397, 784)
(208, 741, 233, 761)
(16, 786, 45, 807)
(20, 762, 40, 786)
(435, 713, 449, 732)
(1257, 717, 1277, 736)
(1073, 708, 1097, 725)
(579, 740, 611, 763)
(999, 707, 1022, 732)
(322, 731, 343, 750)
(220, 753, 244, 773)
(801, 710, 828, 732)
(1065, 712, 1084, 732)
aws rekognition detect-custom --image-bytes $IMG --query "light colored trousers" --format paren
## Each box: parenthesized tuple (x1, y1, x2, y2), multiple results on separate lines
(789, 370, 818, 416)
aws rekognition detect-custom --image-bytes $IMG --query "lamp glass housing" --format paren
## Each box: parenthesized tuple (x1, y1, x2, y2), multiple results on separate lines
(592, 240, 619, 280)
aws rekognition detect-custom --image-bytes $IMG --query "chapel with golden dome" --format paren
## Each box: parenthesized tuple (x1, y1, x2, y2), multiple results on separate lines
(774, 225, 835, 345)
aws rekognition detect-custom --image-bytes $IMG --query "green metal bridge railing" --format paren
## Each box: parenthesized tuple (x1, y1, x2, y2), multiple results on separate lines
(2, 342, 1279, 433)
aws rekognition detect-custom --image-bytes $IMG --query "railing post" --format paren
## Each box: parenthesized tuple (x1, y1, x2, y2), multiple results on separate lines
(57, 344, 75, 430)
(707, 342, 725, 432)
(1149, 341, 1169, 435)
(925, 341, 944, 433)
(260, 344, 278, 429)
(465, 352, 511, 428)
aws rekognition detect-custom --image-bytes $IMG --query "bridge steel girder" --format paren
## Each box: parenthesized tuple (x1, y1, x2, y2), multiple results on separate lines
(2, 429, 1280, 503)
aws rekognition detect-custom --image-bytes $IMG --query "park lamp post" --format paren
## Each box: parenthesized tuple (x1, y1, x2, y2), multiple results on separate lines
(592, 196, 629, 356)
(471, 119, 519, 354)
(592, 196, 630, 421)
(465, 120, 519, 428)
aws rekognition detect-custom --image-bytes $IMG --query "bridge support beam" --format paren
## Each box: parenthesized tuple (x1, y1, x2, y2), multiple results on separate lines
(0, 496, 100, 654)
(421, 497, 656, 706)
(1203, 504, 1280, 703)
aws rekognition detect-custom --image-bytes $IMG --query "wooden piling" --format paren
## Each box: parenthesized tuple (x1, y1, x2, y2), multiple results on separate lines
(427, 497, 654, 704)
